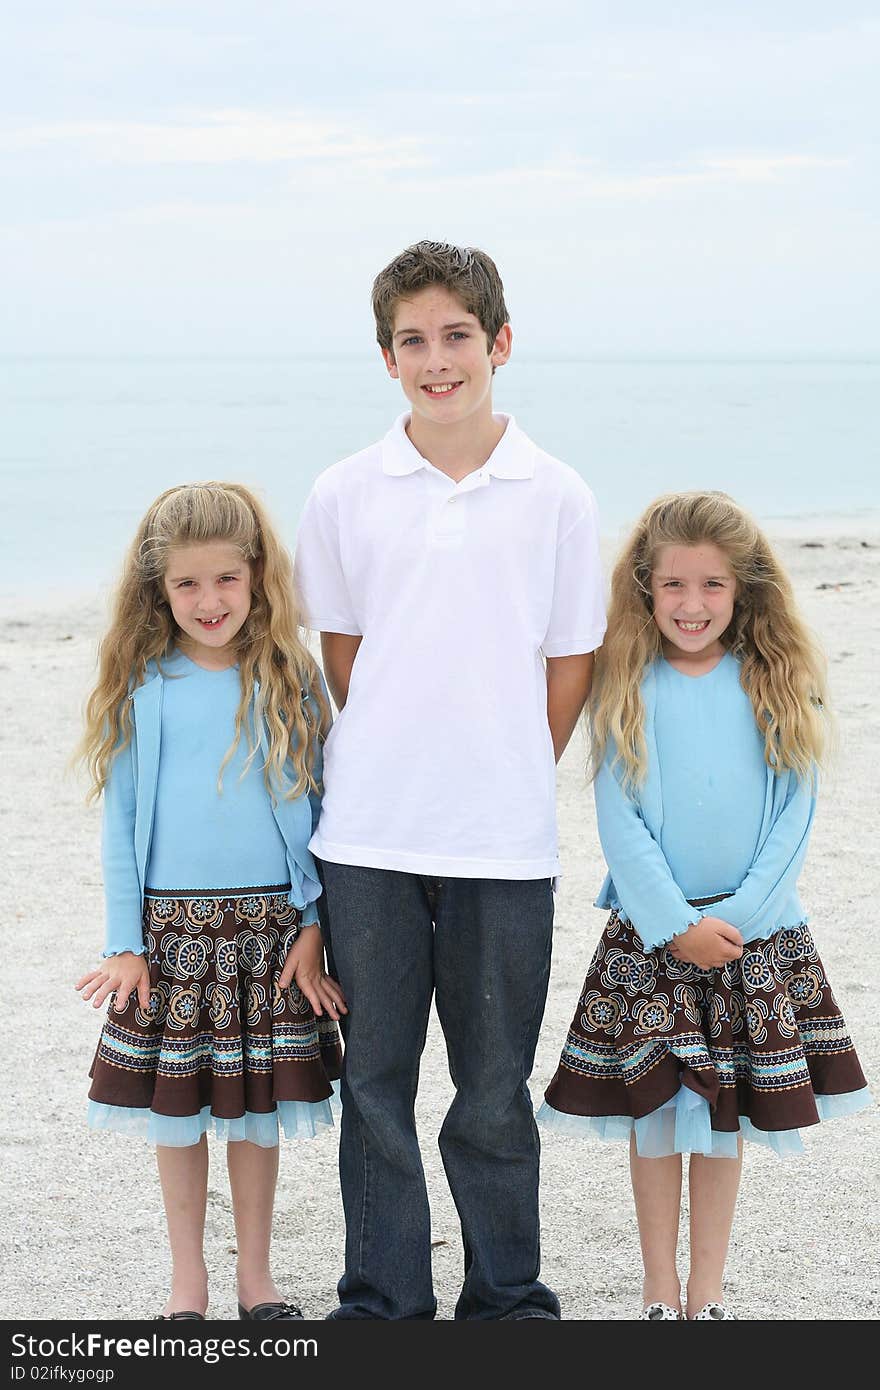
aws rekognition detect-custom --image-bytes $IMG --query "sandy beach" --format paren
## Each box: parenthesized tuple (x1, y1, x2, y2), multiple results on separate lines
(1, 529, 877, 1322)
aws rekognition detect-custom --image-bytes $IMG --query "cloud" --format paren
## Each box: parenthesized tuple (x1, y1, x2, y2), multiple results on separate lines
(701, 155, 849, 181)
(0, 110, 424, 171)
(417, 153, 851, 198)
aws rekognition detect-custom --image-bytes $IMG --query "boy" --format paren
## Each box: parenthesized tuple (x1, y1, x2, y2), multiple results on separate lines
(294, 241, 605, 1320)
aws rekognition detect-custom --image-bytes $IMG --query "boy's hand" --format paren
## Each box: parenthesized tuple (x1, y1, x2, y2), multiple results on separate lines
(75, 952, 151, 1012)
(667, 916, 744, 970)
(277, 921, 348, 1019)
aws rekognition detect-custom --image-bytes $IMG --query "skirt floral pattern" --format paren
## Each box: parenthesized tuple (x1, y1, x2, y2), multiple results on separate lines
(542, 906, 868, 1150)
(88, 886, 342, 1145)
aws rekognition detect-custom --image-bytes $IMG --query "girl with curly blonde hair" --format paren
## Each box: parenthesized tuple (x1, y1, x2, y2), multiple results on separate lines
(540, 491, 869, 1321)
(75, 481, 346, 1321)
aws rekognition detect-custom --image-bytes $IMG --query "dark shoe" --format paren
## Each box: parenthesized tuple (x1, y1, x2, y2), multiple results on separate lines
(238, 1300, 304, 1320)
(155, 1311, 206, 1320)
(502, 1312, 560, 1320)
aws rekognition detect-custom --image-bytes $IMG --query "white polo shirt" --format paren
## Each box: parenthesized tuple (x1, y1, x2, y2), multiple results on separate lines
(294, 413, 606, 880)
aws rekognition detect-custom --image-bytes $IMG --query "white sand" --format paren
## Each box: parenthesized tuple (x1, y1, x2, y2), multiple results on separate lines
(1, 531, 877, 1321)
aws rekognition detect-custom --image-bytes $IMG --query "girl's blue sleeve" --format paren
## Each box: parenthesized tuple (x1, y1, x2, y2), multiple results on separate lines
(714, 768, 815, 941)
(595, 753, 703, 951)
(307, 706, 323, 838)
(307, 789, 322, 839)
(305, 673, 331, 839)
(101, 744, 146, 957)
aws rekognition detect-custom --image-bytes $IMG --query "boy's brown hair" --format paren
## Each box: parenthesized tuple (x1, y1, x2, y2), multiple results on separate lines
(372, 240, 509, 352)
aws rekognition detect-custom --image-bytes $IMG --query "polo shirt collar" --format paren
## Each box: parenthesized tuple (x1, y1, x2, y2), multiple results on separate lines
(381, 412, 535, 480)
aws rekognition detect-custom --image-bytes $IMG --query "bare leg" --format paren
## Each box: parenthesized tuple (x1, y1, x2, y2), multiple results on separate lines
(227, 1139, 285, 1310)
(629, 1133, 683, 1312)
(686, 1138, 743, 1317)
(156, 1137, 210, 1316)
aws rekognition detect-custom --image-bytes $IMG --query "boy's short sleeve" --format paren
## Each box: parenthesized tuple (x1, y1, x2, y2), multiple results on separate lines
(294, 482, 362, 636)
(541, 482, 606, 658)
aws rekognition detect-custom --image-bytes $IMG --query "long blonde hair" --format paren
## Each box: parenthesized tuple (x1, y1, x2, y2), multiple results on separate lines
(592, 491, 828, 790)
(79, 482, 329, 802)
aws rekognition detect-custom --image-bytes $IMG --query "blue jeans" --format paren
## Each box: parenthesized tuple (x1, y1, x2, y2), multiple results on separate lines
(318, 863, 560, 1320)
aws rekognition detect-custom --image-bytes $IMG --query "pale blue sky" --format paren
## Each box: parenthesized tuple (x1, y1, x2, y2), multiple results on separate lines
(3, 1, 878, 355)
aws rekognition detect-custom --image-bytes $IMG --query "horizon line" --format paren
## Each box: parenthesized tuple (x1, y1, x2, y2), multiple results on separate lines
(2, 351, 879, 366)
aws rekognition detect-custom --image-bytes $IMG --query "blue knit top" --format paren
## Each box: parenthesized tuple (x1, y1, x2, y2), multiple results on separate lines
(146, 649, 290, 891)
(594, 652, 815, 950)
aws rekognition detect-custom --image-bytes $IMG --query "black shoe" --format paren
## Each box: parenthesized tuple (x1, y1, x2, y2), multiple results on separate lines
(155, 1311, 206, 1320)
(238, 1301, 304, 1320)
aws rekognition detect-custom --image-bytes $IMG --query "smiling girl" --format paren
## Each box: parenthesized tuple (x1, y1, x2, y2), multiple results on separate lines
(75, 482, 346, 1320)
(539, 491, 869, 1320)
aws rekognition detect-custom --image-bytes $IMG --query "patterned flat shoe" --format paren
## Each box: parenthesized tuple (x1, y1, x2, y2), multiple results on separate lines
(238, 1300, 304, 1320)
(640, 1302, 683, 1320)
(691, 1302, 737, 1320)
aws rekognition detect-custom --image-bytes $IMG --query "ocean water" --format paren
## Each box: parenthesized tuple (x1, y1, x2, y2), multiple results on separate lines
(2, 355, 878, 594)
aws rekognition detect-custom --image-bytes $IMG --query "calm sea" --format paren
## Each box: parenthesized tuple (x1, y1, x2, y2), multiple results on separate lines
(3, 355, 878, 594)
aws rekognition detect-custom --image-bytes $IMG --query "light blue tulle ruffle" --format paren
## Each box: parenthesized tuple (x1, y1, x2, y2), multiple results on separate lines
(536, 1084, 872, 1160)
(88, 1080, 341, 1149)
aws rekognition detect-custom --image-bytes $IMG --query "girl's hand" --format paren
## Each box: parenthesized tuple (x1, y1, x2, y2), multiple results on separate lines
(667, 916, 744, 970)
(75, 952, 151, 1013)
(277, 921, 348, 1019)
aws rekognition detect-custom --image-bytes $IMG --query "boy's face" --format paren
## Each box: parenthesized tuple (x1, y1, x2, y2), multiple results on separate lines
(382, 286, 512, 427)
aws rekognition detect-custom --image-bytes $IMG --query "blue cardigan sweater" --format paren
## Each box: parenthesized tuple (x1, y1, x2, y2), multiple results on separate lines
(101, 664, 324, 956)
(594, 656, 816, 951)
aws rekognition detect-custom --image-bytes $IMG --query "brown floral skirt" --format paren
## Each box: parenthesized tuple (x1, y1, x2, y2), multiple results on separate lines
(541, 905, 869, 1156)
(88, 886, 342, 1146)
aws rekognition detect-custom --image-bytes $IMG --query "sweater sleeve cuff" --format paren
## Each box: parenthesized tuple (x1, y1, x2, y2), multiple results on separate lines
(637, 909, 704, 953)
(102, 946, 147, 959)
(299, 903, 319, 928)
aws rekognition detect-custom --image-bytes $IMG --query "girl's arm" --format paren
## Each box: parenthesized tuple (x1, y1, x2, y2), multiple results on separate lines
(100, 737, 146, 957)
(711, 768, 816, 941)
(594, 753, 708, 951)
